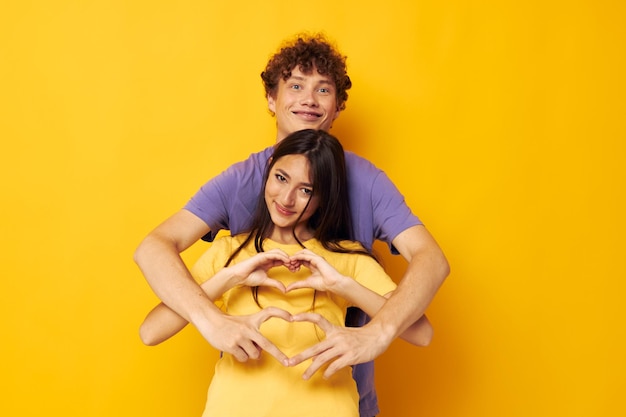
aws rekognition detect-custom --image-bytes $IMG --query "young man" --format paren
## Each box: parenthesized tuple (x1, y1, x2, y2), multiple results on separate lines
(134, 33, 449, 417)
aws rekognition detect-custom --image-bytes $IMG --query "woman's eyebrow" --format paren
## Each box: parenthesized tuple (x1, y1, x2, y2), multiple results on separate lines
(276, 168, 313, 187)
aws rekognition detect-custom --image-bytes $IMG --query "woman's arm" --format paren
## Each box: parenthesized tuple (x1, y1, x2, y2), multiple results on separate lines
(334, 280, 433, 347)
(286, 250, 433, 346)
(139, 249, 291, 346)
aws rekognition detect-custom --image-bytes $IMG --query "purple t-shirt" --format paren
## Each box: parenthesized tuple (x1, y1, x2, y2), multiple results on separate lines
(184, 146, 422, 417)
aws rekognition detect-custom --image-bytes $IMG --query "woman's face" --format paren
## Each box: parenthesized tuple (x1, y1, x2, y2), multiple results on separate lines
(265, 154, 320, 240)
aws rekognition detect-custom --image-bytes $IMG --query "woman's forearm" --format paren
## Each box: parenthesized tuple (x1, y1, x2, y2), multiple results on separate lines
(332, 277, 433, 346)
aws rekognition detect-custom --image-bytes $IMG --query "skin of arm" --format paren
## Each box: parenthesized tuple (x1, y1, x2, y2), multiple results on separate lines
(138, 268, 246, 346)
(134, 209, 290, 364)
(139, 248, 291, 346)
(372, 224, 449, 346)
(325, 281, 433, 347)
(287, 224, 449, 379)
(286, 249, 433, 347)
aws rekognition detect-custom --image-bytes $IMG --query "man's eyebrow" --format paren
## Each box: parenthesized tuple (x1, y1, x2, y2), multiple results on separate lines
(286, 75, 334, 85)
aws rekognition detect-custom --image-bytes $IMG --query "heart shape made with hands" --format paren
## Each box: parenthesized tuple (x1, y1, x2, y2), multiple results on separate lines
(251, 305, 337, 362)
(225, 249, 348, 365)
(249, 252, 339, 295)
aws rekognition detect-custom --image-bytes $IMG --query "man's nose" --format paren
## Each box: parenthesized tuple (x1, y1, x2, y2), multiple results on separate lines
(299, 89, 317, 106)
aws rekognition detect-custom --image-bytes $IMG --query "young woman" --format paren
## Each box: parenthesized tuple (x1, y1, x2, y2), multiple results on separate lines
(140, 129, 432, 417)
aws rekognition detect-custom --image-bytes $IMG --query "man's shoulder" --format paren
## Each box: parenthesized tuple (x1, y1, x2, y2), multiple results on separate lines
(344, 150, 380, 172)
(225, 146, 274, 173)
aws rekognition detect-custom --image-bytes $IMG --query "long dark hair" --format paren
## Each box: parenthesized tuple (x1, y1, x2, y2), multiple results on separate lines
(225, 129, 373, 306)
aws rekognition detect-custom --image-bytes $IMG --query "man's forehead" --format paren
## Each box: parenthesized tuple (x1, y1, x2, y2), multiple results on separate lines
(286, 67, 335, 85)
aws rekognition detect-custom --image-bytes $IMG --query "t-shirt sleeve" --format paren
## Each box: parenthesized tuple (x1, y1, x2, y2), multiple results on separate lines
(352, 255, 397, 298)
(183, 170, 234, 239)
(370, 169, 422, 247)
(183, 148, 270, 242)
(345, 152, 422, 254)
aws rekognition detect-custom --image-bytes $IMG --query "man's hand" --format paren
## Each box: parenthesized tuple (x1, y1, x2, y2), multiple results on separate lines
(287, 312, 391, 380)
(193, 306, 292, 365)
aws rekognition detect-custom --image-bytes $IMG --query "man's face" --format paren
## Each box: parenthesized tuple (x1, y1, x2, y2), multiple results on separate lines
(268, 67, 341, 141)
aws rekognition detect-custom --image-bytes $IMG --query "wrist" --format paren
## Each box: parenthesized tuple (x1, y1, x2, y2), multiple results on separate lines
(202, 267, 239, 296)
(187, 297, 222, 327)
(330, 274, 353, 297)
(366, 316, 397, 347)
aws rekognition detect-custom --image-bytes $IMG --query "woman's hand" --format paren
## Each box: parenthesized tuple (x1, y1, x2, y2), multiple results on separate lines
(225, 249, 290, 292)
(285, 249, 346, 293)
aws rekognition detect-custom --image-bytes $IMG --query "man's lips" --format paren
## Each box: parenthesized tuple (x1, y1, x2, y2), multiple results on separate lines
(292, 110, 322, 120)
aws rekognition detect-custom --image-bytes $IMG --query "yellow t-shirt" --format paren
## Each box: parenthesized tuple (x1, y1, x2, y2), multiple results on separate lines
(191, 235, 397, 417)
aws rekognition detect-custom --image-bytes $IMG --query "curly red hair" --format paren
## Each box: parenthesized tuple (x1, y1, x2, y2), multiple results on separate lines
(261, 33, 352, 111)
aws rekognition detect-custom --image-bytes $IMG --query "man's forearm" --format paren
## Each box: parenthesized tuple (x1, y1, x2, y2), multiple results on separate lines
(370, 225, 450, 344)
(371, 258, 446, 342)
(134, 231, 221, 326)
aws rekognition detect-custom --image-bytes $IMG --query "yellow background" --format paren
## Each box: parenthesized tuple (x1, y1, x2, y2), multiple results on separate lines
(2, 1, 624, 416)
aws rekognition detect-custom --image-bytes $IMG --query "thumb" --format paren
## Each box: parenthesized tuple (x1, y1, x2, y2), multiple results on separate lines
(285, 279, 312, 293)
(260, 278, 287, 293)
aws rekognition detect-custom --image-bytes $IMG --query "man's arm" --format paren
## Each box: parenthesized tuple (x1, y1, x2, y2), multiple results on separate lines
(286, 248, 433, 347)
(369, 224, 449, 345)
(138, 246, 291, 346)
(133, 209, 289, 364)
(288, 224, 448, 378)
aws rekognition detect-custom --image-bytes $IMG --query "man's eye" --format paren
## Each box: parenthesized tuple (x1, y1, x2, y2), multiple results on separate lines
(291, 84, 301, 90)
(319, 88, 330, 93)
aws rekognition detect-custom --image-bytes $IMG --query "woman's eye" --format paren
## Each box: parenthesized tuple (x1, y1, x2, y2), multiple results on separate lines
(275, 174, 286, 182)
(301, 188, 313, 196)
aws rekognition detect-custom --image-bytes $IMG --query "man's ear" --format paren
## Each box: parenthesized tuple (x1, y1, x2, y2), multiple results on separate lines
(333, 106, 342, 121)
(267, 94, 276, 114)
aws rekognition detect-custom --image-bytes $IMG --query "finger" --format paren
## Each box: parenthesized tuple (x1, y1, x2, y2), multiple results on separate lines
(260, 278, 286, 293)
(291, 249, 322, 263)
(293, 249, 315, 257)
(302, 346, 349, 380)
(285, 259, 302, 272)
(289, 251, 315, 264)
(287, 339, 333, 367)
(229, 346, 250, 362)
(291, 312, 334, 333)
(229, 337, 261, 361)
(256, 306, 293, 324)
(321, 353, 351, 379)
(246, 307, 291, 366)
(284, 280, 312, 292)
(249, 333, 288, 365)
(248, 307, 292, 365)
(264, 249, 291, 263)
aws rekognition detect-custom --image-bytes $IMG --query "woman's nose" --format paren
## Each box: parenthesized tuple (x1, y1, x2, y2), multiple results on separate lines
(281, 188, 296, 206)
